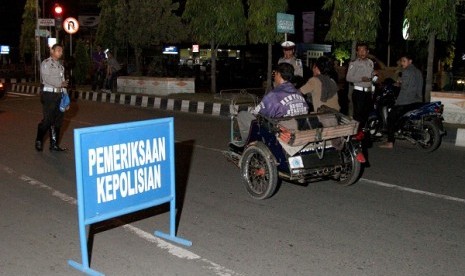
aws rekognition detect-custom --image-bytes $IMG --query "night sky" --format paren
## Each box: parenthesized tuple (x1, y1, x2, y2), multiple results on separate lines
(1, 0, 462, 67)
(0, 0, 27, 48)
(0, 0, 398, 49)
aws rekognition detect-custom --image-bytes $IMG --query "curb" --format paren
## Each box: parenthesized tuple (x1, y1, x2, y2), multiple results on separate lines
(9, 84, 465, 147)
(10, 83, 251, 118)
(0, 77, 32, 84)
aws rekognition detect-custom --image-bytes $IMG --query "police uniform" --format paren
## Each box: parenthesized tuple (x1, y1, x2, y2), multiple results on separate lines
(346, 57, 374, 130)
(278, 56, 303, 78)
(278, 41, 303, 78)
(34, 56, 67, 151)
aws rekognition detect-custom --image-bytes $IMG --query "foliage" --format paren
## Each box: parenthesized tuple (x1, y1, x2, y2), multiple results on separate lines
(97, 0, 187, 73)
(333, 46, 351, 66)
(20, 0, 37, 61)
(405, 0, 460, 101)
(183, 0, 247, 92)
(73, 40, 91, 85)
(247, 0, 287, 44)
(404, 0, 458, 41)
(323, 0, 381, 43)
(442, 44, 455, 70)
(183, 0, 247, 46)
(247, 0, 287, 91)
(119, 0, 187, 47)
(96, 0, 125, 50)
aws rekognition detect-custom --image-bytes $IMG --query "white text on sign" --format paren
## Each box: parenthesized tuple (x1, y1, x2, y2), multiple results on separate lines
(88, 138, 167, 203)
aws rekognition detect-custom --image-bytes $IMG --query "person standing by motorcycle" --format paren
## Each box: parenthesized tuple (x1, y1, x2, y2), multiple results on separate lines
(346, 42, 376, 133)
(380, 54, 423, 149)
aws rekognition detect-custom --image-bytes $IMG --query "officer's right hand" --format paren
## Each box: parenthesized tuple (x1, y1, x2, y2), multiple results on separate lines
(361, 76, 371, 82)
(62, 79, 69, 88)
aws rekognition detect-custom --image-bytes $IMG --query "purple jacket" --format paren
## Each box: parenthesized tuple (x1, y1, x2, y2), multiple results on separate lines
(255, 82, 309, 118)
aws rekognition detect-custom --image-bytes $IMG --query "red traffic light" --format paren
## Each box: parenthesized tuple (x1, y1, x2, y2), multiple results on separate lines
(54, 4, 63, 16)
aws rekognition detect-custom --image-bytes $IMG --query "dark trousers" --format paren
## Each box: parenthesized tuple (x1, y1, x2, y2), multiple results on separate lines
(91, 69, 105, 91)
(39, 92, 64, 132)
(352, 89, 373, 131)
(386, 102, 421, 142)
(105, 71, 119, 91)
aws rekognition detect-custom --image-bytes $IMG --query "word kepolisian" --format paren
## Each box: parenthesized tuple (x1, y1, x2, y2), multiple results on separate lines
(87, 138, 167, 203)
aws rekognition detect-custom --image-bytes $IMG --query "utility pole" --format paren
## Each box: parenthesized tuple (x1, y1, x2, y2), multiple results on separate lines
(387, 0, 391, 67)
(35, 0, 41, 82)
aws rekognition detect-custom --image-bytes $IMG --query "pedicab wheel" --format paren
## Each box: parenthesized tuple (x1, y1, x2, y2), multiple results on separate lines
(336, 143, 361, 186)
(417, 121, 441, 152)
(240, 142, 278, 200)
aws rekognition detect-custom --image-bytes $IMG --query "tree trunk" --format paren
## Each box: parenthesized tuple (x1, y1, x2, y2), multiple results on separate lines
(266, 43, 273, 92)
(347, 40, 357, 117)
(210, 41, 217, 94)
(425, 33, 435, 102)
(134, 47, 142, 75)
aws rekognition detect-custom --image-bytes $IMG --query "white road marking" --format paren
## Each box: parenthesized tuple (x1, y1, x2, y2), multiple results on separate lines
(0, 164, 243, 276)
(3, 136, 464, 275)
(361, 178, 465, 204)
(7, 92, 36, 97)
(198, 144, 465, 205)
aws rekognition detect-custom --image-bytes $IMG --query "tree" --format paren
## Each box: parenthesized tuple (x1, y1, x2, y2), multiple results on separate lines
(323, 0, 381, 116)
(19, 0, 37, 63)
(97, 0, 187, 74)
(122, 0, 187, 74)
(333, 46, 351, 66)
(247, 0, 287, 91)
(96, 0, 124, 51)
(73, 40, 91, 85)
(405, 0, 458, 101)
(323, 0, 381, 57)
(183, 0, 247, 93)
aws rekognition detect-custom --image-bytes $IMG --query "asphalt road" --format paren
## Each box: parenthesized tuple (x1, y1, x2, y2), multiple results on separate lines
(1, 91, 464, 276)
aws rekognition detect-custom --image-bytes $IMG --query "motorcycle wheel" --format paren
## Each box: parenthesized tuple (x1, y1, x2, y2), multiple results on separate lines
(335, 143, 362, 186)
(416, 121, 442, 152)
(240, 142, 279, 200)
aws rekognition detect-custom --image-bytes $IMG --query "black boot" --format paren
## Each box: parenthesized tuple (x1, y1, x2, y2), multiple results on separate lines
(35, 124, 46, 151)
(49, 126, 67, 151)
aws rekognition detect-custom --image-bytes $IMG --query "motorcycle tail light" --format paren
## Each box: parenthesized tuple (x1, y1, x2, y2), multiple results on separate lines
(356, 152, 366, 163)
(353, 130, 365, 141)
(439, 104, 444, 114)
(434, 105, 443, 114)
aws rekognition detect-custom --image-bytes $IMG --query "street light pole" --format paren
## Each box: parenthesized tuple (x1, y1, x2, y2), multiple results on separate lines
(35, 0, 41, 82)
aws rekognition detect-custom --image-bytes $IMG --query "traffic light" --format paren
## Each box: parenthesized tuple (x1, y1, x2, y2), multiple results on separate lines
(53, 3, 63, 29)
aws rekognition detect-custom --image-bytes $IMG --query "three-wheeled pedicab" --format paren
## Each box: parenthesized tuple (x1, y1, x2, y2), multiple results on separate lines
(224, 106, 366, 200)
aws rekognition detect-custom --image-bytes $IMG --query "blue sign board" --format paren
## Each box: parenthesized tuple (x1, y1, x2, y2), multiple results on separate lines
(276, 13, 295, 34)
(69, 118, 191, 275)
(163, 46, 178, 55)
(0, 45, 9, 54)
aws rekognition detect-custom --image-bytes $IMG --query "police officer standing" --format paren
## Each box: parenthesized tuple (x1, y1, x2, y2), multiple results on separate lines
(278, 41, 303, 78)
(34, 44, 69, 152)
(346, 42, 376, 131)
(278, 41, 304, 87)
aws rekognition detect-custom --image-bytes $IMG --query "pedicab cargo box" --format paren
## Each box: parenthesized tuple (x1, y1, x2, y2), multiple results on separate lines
(276, 109, 359, 146)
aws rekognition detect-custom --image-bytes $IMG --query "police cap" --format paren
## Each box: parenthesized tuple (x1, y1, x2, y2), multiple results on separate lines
(281, 41, 295, 50)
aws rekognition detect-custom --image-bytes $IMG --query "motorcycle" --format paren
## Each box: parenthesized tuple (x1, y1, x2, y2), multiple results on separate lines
(365, 78, 446, 152)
